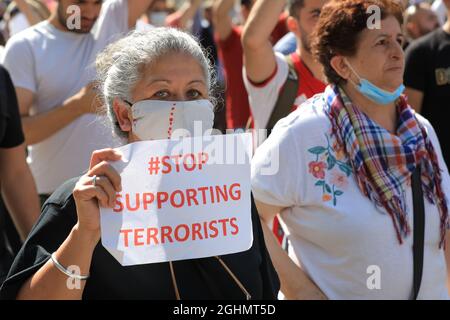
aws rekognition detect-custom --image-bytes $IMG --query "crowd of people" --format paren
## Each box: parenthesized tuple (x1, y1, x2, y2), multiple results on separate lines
(0, 0, 449, 300)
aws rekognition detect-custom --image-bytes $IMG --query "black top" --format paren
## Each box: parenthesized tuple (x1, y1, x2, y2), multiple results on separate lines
(0, 65, 25, 283)
(0, 65, 24, 148)
(0, 177, 280, 300)
(404, 28, 450, 167)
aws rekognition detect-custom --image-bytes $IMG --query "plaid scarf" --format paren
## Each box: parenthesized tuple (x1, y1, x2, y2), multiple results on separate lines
(323, 85, 448, 247)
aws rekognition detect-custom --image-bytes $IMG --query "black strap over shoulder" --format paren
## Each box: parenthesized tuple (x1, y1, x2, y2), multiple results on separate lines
(265, 55, 299, 133)
(411, 166, 425, 300)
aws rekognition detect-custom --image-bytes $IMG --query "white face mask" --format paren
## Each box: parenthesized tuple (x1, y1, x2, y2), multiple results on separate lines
(149, 11, 168, 27)
(130, 99, 215, 141)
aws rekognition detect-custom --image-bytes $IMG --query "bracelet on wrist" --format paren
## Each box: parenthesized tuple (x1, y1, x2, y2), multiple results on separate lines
(50, 252, 90, 281)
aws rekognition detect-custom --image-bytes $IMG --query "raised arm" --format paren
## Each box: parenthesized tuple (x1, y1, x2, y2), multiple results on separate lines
(127, 0, 155, 28)
(212, 0, 235, 41)
(166, 0, 203, 30)
(241, 0, 285, 83)
(15, 0, 47, 26)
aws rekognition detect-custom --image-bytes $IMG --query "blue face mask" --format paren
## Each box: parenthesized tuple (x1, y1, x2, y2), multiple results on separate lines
(346, 60, 405, 105)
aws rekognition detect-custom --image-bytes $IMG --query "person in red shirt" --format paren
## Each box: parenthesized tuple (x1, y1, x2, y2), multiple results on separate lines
(242, 0, 328, 132)
(213, 0, 288, 129)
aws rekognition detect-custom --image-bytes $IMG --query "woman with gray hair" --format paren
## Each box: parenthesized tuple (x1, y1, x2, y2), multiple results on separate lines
(0, 28, 279, 300)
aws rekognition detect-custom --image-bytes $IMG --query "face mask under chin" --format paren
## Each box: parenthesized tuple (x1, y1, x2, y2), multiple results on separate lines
(345, 60, 405, 105)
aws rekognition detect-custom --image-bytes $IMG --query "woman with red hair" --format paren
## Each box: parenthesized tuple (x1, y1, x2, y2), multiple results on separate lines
(252, 0, 450, 299)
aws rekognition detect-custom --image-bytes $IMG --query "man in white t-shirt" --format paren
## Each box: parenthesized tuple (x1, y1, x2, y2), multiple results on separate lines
(1, 0, 154, 198)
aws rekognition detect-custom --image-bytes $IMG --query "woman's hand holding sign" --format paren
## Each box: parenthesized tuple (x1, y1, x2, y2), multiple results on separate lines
(16, 148, 123, 299)
(73, 148, 122, 240)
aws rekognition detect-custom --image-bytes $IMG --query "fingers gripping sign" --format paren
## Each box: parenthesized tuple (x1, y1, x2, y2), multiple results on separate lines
(73, 148, 123, 236)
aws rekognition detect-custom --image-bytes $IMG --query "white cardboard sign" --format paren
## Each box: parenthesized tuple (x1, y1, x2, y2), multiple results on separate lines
(100, 133, 253, 266)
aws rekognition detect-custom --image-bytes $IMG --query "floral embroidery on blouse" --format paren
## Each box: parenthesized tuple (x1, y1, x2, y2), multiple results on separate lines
(308, 133, 353, 206)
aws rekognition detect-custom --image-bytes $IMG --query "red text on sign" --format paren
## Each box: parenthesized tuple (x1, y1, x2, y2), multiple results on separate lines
(119, 217, 240, 247)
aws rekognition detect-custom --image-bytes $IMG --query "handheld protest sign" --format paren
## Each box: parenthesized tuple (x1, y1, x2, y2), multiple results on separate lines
(100, 133, 253, 266)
